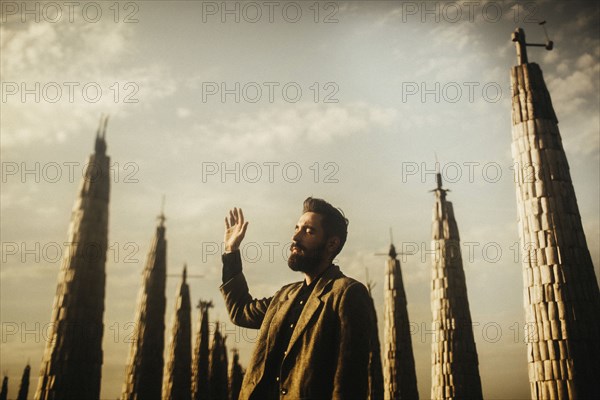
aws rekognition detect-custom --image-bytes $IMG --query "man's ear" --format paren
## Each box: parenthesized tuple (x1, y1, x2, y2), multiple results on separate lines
(327, 237, 341, 253)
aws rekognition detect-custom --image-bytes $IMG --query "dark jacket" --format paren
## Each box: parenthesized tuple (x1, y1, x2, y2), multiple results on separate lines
(220, 264, 373, 400)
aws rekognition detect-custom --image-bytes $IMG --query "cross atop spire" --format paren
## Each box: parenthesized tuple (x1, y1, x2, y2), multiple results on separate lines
(94, 114, 108, 155)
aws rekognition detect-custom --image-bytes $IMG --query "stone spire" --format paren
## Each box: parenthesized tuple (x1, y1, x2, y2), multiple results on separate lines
(365, 271, 384, 400)
(192, 300, 213, 400)
(163, 265, 193, 400)
(0, 376, 7, 400)
(510, 28, 600, 399)
(228, 348, 243, 400)
(209, 323, 229, 400)
(121, 208, 168, 400)
(383, 241, 418, 400)
(17, 364, 30, 400)
(35, 115, 110, 400)
(430, 173, 482, 399)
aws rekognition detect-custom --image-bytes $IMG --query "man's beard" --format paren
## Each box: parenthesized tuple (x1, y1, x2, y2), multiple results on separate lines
(288, 242, 327, 274)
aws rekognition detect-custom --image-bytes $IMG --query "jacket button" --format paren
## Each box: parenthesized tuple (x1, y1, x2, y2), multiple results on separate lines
(281, 388, 287, 395)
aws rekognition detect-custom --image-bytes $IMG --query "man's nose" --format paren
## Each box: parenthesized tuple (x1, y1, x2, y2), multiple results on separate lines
(292, 230, 302, 242)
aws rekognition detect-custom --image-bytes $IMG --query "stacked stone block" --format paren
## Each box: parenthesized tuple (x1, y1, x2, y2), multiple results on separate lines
(430, 175, 483, 400)
(209, 324, 229, 400)
(228, 348, 243, 400)
(510, 61, 600, 399)
(17, 364, 30, 400)
(35, 120, 110, 400)
(384, 244, 418, 400)
(192, 300, 212, 400)
(163, 266, 192, 400)
(122, 215, 168, 400)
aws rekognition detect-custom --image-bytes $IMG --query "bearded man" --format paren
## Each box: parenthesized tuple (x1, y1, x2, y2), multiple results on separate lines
(219, 197, 374, 400)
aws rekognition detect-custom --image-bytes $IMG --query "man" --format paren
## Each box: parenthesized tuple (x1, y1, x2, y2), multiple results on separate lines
(220, 197, 374, 400)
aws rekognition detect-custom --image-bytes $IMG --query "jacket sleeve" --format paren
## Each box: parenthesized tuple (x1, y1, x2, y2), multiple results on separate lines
(333, 281, 372, 399)
(219, 251, 272, 329)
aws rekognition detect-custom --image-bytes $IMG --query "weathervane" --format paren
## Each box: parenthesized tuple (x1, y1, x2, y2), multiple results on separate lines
(511, 21, 553, 65)
(166, 263, 205, 279)
(374, 228, 414, 260)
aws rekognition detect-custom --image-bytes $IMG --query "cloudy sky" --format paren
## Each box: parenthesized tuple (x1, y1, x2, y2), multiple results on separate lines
(1, 1, 599, 398)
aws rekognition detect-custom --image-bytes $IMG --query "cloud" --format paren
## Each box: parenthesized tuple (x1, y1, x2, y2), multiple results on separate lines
(177, 107, 191, 118)
(547, 52, 599, 114)
(190, 102, 398, 159)
(1, 18, 176, 148)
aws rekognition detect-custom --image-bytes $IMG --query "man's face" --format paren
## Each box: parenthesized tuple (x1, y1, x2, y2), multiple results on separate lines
(288, 212, 329, 273)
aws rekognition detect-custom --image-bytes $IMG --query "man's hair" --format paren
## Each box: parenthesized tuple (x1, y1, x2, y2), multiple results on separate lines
(302, 197, 349, 257)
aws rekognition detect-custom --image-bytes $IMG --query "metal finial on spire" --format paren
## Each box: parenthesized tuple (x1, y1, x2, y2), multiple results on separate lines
(102, 114, 109, 139)
(389, 228, 397, 259)
(197, 299, 214, 311)
(374, 230, 413, 260)
(365, 267, 376, 296)
(158, 195, 166, 227)
(511, 23, 553, 65)
(96, 113, 104, 137)
(94, 114, 107, 154)
(432, 153, 445, 192)
(183, 264, 187, 283)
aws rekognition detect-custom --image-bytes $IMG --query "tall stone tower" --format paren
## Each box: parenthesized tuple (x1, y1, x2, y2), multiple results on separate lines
(430, 173, 483, 400)
(17, 363, 31, 400)
(0, 376, 7, 400)
(121, 211, 168, 400)
(35, 116, 110, 400)
(510, 28, 600, 399)
(383, 243, 418, 400)
(163, 266, 192, 400)
(209, 323, 229, 400)
(192, 300, 212, 400)
(228, 348, 243, 400)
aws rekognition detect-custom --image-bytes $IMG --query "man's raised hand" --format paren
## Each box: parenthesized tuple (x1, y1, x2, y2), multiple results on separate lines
(224, 207, 249, 253)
